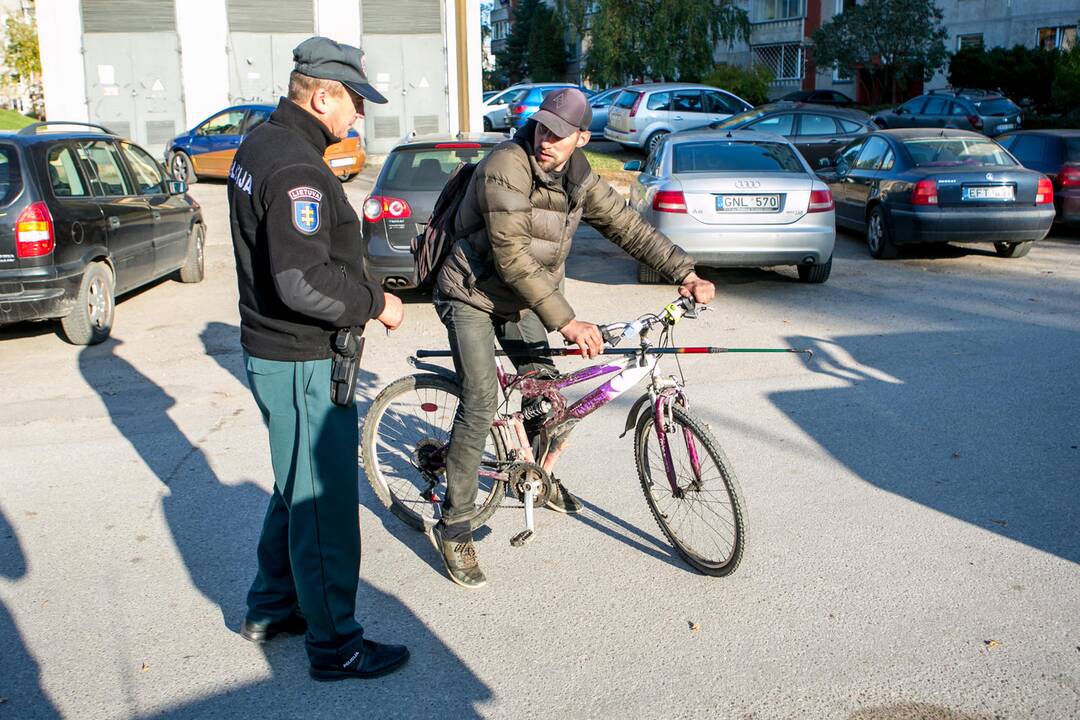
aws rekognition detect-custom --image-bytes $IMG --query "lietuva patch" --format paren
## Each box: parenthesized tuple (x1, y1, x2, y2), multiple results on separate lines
(289, 186, 322, 234)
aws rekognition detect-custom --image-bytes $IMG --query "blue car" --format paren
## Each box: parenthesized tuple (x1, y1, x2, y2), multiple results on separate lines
(164, 104, 365, 183)
(506, 84, 588, 131)
(586, 86, 624, 133)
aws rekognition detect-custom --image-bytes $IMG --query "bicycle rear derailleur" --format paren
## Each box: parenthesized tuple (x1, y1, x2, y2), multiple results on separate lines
(506, 461, 552, 547)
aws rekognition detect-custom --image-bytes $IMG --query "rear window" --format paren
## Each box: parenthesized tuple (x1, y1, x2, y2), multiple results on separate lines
(973, 98, 1019, 116)
(0, 144, 23, 206)
(1064, 138, 1080, 162)
(614, 91, 640, 109)
(714, 108, 767, 129)
(902, 138, 1016, 167)
(672, 141, 804, 174)
(381, 146, 493, 191)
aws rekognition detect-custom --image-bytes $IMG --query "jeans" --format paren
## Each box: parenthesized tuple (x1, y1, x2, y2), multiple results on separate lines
(434, 290, 555, 541)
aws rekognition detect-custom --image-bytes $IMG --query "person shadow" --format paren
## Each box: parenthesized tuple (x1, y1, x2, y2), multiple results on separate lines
(0, 505, 61, 719)
(77, 328, 491, 717)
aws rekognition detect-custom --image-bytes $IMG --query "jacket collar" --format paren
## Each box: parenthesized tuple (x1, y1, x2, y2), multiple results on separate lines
(514, 120, 592, 202)
(268, 97, 340, 153)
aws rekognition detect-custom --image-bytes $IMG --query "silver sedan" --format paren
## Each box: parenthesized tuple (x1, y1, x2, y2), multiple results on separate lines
(626, 129, 837, 283)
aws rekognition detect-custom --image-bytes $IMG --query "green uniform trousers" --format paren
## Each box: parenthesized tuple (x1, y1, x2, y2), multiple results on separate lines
(244, 353, 365, 664)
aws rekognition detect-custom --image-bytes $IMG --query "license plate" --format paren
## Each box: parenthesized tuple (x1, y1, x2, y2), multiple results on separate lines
(329, 157, 355, 168)
(997, 123, 1015, 131)
(963, 185, 1014, 201)
(716, 194, 781, 212)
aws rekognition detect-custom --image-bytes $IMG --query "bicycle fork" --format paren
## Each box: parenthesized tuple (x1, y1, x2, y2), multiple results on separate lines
(654, 390, 703, 497)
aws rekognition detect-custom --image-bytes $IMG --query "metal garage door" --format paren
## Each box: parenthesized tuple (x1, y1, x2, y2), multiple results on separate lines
(226, 0, 315, 104)
(81, 0, 186, 159)
(361, 0, 449, 154)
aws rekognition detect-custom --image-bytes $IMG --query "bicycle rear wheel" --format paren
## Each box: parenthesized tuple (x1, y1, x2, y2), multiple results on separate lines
(634, 404, 746, 576)
(361, 373, 507, 531)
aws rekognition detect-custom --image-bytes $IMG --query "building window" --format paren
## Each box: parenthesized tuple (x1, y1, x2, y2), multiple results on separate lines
(833, 0, 856, 14)
(754, 0, 804, 23)
(1038, 26, 1077, 51)
(753, 43, 804, 82)
(957, 33, 983, 51)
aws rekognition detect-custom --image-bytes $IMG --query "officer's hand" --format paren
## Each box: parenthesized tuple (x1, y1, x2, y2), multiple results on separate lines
(559, 319, 604, 359)
(678, 271, 715, 305)
(377, 292, 404, 331)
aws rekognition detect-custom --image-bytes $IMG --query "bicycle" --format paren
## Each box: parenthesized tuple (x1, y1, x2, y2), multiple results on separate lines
(361, 297, 811, 577)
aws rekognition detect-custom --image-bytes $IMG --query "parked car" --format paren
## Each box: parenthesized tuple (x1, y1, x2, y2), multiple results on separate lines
(585, 86, 624, 133)
(996, 129, 1080, 224)
(779, 89, 855, 107)
(165, 104, 365, 184)
(505, 83, 584, 131)
(604, 83, 752, 154)
(710, 102, 873, 166)
(871, 89, 1022, 137)
(817, 129, 1054, 259)
(483, 86, 524, 132)
(0, 121, 205, 344)
(624, 129, 835, 283)
(483, 91, 499, 102)
(361, 133, 503, 289)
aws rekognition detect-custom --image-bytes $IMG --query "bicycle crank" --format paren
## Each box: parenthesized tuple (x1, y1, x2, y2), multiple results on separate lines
(507, 462, 552, 547)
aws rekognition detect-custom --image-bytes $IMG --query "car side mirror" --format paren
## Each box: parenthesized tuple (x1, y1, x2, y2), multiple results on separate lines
(623, 160, 643, 172)
(168, 180, 187, 195)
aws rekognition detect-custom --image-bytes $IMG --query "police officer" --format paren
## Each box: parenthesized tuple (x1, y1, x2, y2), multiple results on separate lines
(228, 36, 409, 680)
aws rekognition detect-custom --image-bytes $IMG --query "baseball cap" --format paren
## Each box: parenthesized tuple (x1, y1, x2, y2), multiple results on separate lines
(531, 89, 592, 138)
(292, 36, 388, 104)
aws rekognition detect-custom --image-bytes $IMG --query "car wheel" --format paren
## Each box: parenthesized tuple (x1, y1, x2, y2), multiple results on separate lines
(169, 150, 197, 184)
(60, 261, 115, 345)
(483, 117, 493, 132)
(638, 263, 663, 284)
(179, 224, 206, 283)
(797, 255, 832, 284)
(994, 241, 1032, 258)
(645, 131, 669, 155)
(866, 206, 898, 259)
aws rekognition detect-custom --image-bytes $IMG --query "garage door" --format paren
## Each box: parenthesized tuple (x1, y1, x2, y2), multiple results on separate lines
(226, 0, 315, 104)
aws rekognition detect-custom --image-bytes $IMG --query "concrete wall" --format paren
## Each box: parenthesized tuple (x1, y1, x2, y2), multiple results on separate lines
(37, 0, 89, 121)
(175, 0, 228, 130)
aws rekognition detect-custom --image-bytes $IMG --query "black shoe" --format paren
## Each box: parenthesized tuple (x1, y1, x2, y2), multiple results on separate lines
(240, 607, 307, 644)
(428, 524, 487, 589)
(545, 480, 583, 514)
(309, 639, 410, 681)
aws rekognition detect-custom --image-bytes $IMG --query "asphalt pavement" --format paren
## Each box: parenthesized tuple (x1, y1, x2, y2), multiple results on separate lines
(0, 166, 1078, 719)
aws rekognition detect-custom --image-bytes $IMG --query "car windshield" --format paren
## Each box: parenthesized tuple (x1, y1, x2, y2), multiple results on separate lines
(973, 98, 1019, 116)
(672, 141, 805, 173)
(0, 144, 22, 206)
(381, 146, 494, 191)
(713, 108, 768, 129)
(902, 138, 1016, 167)
(614, 90, 640, 109)
(1064, 138, 1080, 162)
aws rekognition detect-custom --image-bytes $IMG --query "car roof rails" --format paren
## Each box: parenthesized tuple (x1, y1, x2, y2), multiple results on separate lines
(18, 121, 116, 136)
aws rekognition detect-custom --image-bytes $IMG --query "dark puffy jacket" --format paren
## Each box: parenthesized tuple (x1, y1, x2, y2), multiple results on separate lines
(436, 121, 695, 331)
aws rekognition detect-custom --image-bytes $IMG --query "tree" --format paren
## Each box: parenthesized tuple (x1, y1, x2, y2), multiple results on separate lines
(4, 15, 40, 83)
(1052, 40, 1080, 113)
(811, 0, 948, 103)
(495, 0, 567, 84)
(949, 45, 1059, 110)
(583, 0, 750, 87)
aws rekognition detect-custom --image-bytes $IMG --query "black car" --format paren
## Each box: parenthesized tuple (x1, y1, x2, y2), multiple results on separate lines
(0, 122, 204, 344)
(361, 133, 502, 289)
(779, 89, 855, 107)
(996, 130, 1080, 224)
(711, 102, 873, 165)
(871, 89, 1022, 137)
(817, 129, 1055, 259)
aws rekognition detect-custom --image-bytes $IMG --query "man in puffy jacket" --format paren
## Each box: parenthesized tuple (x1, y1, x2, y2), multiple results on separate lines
(430, 88, 715, 588)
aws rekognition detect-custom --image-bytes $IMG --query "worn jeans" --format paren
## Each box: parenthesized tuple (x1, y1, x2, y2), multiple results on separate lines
(434, 289, 555, 541)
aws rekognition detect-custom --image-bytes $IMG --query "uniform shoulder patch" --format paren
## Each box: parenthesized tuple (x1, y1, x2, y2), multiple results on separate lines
(289, 186, 323, 234)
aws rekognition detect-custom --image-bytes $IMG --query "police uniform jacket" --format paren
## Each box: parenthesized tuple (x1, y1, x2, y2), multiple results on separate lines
(229, 98, 384, 361)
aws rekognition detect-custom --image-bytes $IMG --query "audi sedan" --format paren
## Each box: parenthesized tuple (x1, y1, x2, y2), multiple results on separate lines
(625, 129, 836, 283)
(817, 129, 1055, 258)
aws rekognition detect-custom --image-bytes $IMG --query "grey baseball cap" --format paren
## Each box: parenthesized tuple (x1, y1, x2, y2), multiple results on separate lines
(292, 36, 388, 104)
(531, 88, 592, 137)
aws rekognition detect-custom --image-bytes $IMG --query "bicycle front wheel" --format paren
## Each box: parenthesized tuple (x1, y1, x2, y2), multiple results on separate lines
(634, 404, 746, 576)
(361, 373, 507, 531)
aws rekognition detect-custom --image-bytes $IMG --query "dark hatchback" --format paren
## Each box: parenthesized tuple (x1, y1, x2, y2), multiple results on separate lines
(817, 129, 1055, 259)
(996, 130, 1080, 224)
(711, 102, 873, 165)
(0, 122, 204, 344)
(779, 89, 855, 107)
(361, 134, 502, 288)
(871, 90, 1022, 137)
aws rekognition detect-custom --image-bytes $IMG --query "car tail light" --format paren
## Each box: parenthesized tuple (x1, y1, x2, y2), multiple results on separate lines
(435, 142, 482, 149)
(512, 104, 526, 115)
(807, 188, 834, 213)
(628, 93, 644, 118)
(911, 179, 938, 206)
(1035, 176, 1053, 204)
(1059, 165, 1080, 189)
(362, 195, 412, 222)
(967, 115, 983, 130)
(652, 190, 687, 213)
(15, 201, 54, 258)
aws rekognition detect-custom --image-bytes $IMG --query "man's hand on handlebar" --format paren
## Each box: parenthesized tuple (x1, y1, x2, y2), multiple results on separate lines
(559, 319, 605, 358)
(678, 271, 715, 305)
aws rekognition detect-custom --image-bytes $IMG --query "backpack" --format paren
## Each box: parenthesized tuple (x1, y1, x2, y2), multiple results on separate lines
(411, 162, 483, 289)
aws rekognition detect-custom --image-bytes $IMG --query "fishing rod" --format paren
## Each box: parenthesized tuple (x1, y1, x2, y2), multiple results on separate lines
(415, 346, 813, 358)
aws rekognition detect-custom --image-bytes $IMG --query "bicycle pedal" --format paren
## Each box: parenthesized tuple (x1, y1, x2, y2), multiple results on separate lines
(510, 529, 534, 547)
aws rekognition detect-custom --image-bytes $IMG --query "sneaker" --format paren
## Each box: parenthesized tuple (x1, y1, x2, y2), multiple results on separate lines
(309, 639, 410, 681)
(545, 480, 584, 514)
(428, 524, 487, 589)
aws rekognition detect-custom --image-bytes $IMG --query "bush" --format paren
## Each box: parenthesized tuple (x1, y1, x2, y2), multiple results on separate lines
(703, 63, 773, 106)
(1052, 43, 1080, 111)
(948, 45, 1059, 109)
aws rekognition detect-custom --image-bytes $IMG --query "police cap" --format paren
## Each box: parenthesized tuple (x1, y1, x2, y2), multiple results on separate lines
(292, 36, 388, 104)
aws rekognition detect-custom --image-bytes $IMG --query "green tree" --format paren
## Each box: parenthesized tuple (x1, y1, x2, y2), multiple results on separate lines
(1052, 40, 1080, 113)
(811, 0, 948, 103)
(4, 15, 40, 82)
(526, 4, 568, 82)
(584, 0, 750, 87)
(496, 0, 541, 84)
